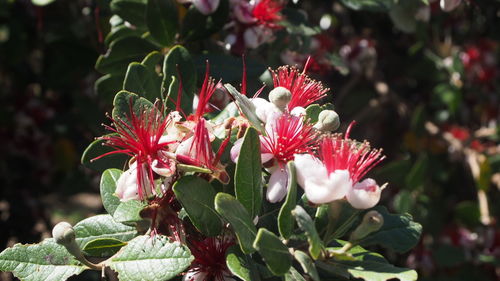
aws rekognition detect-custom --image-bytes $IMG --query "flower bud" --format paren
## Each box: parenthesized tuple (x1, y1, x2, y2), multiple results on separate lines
(313, 110, 340, 132)
(349, 210, 384, 242)
(52, 222, 76, 245)
(269, 87, 292, 111)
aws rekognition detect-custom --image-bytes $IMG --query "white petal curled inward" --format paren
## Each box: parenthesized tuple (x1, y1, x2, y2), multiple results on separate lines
(115, 166, 139, 202)
(290, 106, 306, 117)
(252, 98, 281, 124)
(346, 178, 382, 209)
(267, 168, 288, 203)
(175, 136, 195, 158)
(151, 158, 175, 177)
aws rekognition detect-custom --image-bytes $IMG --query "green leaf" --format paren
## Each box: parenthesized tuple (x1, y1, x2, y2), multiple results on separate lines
(81, 137, 129, 172)
(278, 161, 297, 239)
(173, 176, 222, 236)
(177, 164, 212, 174)
(305, 104, 322, 123)
(224, 84, 265, 132)
(162, 45, 197, 115)
(123, 62, 162, 101)
(389, 1, 418, 33)
(105, 24, 147, 47)
(215, 193, 257, 254)
(321, 244, 418, 281)
(253, 228, 292, 276)
(82, 238, 126, 257)
(96, 37, 158, 75)
(344, 259, 418, 281)
(212, 102, 239, 125)
(73, 215, 137, 251)
(359, 207, 422, 253)
(305, 103, 335, 124)
(284, 267, 307, 281)
(181, 0, 229, 41)
(112, 90, 154, 122)
(226, 245, 261, 281)
(95, 73, 125, 105)
(113, 200, 148, 224)
(235, 127, 262, 218)
(110, 0, 147, 26)
(404, 154, 428, 190)
(146, 0, 178, 46)
(341, 0, 395, 11)
(109, 235, 193, 281)
(292, 206, 324, 259)
(0, 239, 86, 281)
(141, 51, 163, 70)
(100, 169, 123, 216)
(293, 250, 320, 281)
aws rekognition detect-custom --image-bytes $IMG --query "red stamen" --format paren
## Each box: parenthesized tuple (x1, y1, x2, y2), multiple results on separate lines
(252, 0, 284, 29)
(261, 114, 318, 165)
(319, 131, 385, 183)
(271, 65, 329, 110)
(187, 236, 234, 281)
(193, 61, 218, 121)
(92, 103, 174, 200)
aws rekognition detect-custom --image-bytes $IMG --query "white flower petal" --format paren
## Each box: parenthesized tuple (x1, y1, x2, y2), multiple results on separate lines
(290, 106, 306, 117)
(294, 154, 325, 188)
(253, 98, 280, 124)
(115, 166, 139, 202)
(346, 178, 382, 209)
(176, 136, 194, 158)
(304, 169, 352, 204)
(230, 137, 244, 163)
(267, 168, 288, 203)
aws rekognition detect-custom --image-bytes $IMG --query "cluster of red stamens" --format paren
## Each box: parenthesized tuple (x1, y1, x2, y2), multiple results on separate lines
(93, 105, 174, 200)
(261, 114, 318, 165)
(271, 57, 329, 109)
(318, 122, 385, 183)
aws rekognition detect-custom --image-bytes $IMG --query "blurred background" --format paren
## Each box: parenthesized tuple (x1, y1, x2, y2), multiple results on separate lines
(0, 0, 499, 280)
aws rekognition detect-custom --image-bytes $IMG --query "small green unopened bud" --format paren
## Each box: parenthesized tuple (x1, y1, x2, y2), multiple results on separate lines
(269, 86, 292, 110)
(349, 210, 384, 242)
(52, 222, 76, 245)
(314, 110, 340, 132)
(52, 221, 102, 270)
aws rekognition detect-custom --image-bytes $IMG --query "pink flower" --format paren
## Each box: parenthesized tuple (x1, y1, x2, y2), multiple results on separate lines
(184, 236, 235, 281)
(93, 105, 177, 201)
(294, 122, 386, 208)
(231, 113, 318, 202)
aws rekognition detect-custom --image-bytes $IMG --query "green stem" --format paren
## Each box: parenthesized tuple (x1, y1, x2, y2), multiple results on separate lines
(325, 210, 361, 245)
